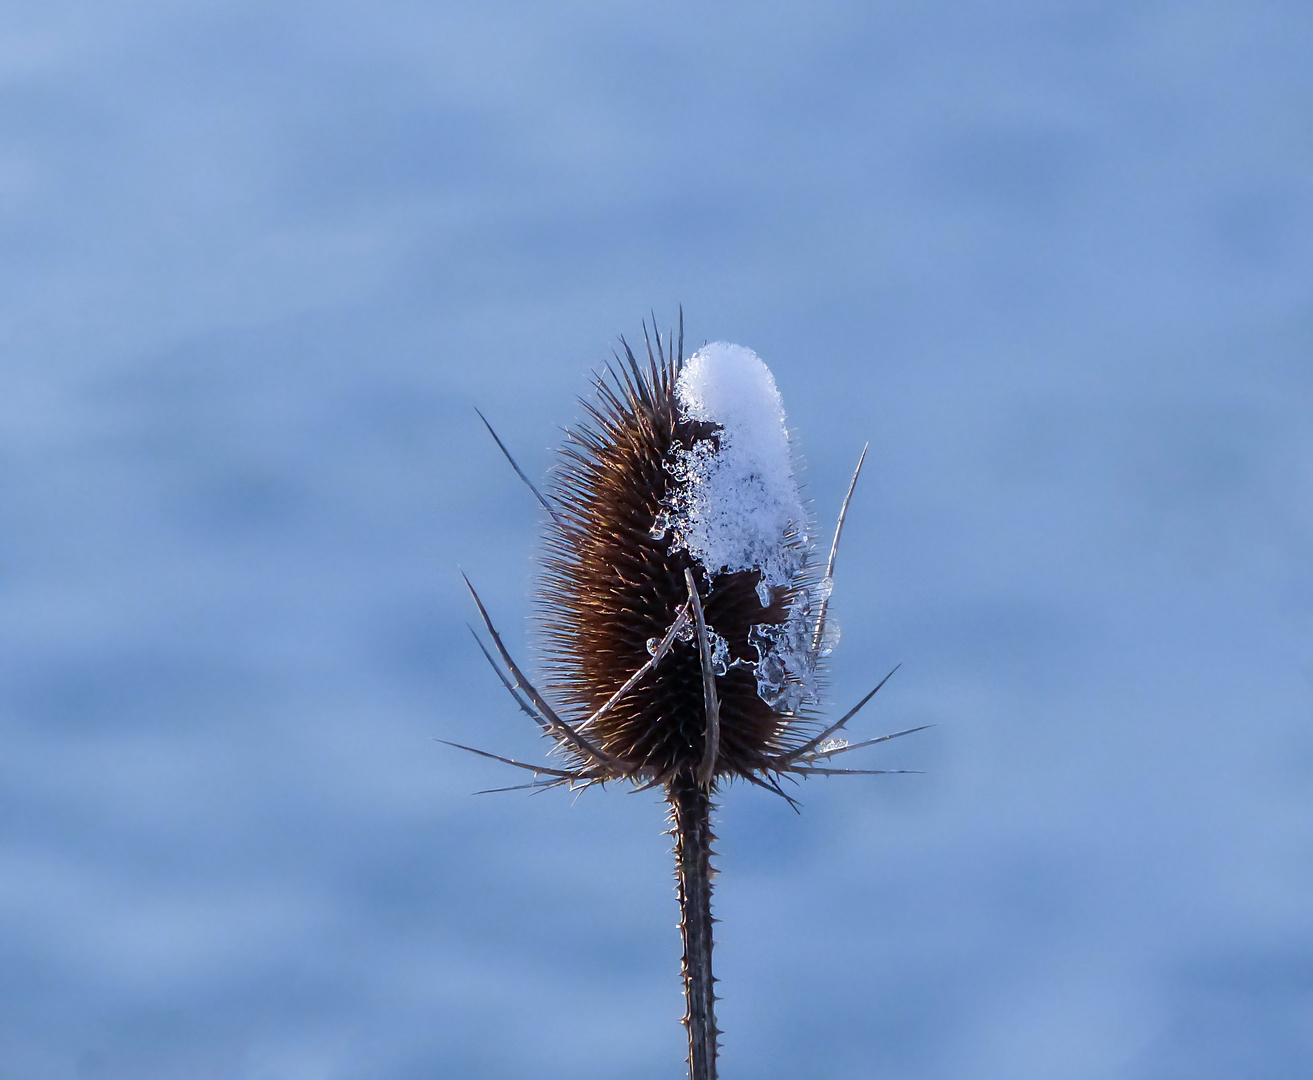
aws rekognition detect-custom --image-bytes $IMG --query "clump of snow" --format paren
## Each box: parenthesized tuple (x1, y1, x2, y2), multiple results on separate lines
(655, 342, 810, 585)
(651, 341, 824, 712)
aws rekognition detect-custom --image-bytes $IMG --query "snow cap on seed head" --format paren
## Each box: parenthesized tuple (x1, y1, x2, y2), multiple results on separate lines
(661, 342, 811, 594)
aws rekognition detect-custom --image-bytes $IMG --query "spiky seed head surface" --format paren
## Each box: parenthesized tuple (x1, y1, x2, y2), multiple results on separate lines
(537, 328, 823, 785)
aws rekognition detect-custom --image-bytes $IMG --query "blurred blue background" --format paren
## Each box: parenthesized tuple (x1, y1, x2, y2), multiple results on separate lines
(3, 2, 1312, 1077)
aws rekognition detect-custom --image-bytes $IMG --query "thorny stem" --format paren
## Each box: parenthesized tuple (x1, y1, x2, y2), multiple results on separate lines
(669, 771, 718, 1080)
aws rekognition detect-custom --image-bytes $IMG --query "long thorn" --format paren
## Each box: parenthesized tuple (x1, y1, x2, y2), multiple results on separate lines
(437, 740, 583, 779)
(643, 316, 662, 393)
(785, 767, 923, 777)
(476, 777, 573, 795)
(774, 664, 901, 767)
(743, 770, 802, 813)
(467, 625, 550, 731)
(475, 407, 563, 528)
(686, 568, 720, 788)
(812, 443, 867, 654)
(789, 724, 933, 764)
(677, 305, 684, 370)
(461, 572, 622, 771)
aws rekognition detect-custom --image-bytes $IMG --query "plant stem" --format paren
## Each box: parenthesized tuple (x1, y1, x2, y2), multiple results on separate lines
(669, 771, 718, 1080)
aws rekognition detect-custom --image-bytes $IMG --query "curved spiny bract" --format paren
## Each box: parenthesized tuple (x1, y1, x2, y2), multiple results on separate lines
(536, 341, 818, 784)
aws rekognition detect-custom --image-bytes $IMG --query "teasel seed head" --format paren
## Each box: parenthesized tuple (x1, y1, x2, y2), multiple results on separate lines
(457, 314, 923, 1080)
(456, 313, 923, 799)
(536, 319, 830, 788)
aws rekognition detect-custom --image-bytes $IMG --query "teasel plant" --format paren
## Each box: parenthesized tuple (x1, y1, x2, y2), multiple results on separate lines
(451, 313, 924, 1080)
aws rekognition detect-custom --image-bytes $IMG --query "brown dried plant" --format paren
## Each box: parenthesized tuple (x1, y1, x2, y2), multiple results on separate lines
(452, 314, 923, 1080)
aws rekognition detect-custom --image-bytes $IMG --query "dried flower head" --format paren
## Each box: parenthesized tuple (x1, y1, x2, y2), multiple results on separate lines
(455, 314, 922, 1080)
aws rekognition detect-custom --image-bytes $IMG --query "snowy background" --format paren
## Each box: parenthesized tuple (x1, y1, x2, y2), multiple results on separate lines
(3, 2, 1312, 1078)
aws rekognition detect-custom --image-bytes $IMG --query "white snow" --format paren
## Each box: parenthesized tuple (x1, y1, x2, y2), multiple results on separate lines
(657, 342, 810, 587)
(652, 342, 823, 712)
